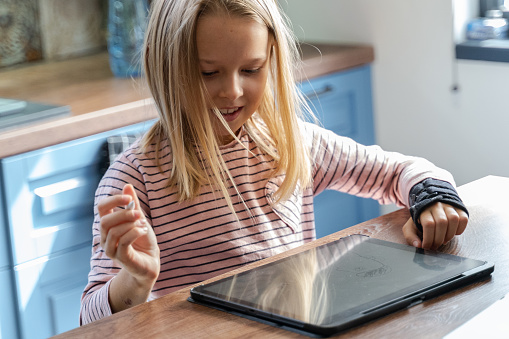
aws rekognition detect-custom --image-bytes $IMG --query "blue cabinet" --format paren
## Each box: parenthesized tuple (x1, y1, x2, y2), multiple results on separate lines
(13, 246, 91, 338)
(299, 65, 380, 238)
(0, 120, 154, 339)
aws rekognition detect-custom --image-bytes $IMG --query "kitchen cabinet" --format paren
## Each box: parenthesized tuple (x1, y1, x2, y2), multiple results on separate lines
(299, 65, 380, 238)
(0, 120, 154, 339)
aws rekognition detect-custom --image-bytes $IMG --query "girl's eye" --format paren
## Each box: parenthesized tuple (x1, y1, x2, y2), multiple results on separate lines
(243, 68, 261, 75)
(201, 71, 217, 77)
(201, 68, 262, 77)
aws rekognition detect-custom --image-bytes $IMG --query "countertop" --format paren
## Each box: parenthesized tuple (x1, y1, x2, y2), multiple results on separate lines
(0, 43, 374, 158)
(456, 39, 509, 62)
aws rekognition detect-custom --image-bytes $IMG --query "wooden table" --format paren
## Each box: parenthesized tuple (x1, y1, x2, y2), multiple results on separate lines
(53, 176, 509, 338)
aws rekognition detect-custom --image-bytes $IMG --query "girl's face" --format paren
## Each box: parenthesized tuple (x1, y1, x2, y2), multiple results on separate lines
(196, 14, 271, 144)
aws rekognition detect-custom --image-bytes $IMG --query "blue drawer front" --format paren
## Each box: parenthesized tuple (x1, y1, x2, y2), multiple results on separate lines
(299, 65, 375, 145)
(1, 120, 154, 265)
(0, 268, 19, 339)
(300, 66, 380, 236)
(14, 245, 91, 339)
(301, 75, 357, 137)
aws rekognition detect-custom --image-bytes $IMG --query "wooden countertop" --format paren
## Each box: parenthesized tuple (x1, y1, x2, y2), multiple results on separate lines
(0, 44, 374, 158)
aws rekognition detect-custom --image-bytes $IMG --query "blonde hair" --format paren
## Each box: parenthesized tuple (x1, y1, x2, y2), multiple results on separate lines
(142, 0, 313, 211)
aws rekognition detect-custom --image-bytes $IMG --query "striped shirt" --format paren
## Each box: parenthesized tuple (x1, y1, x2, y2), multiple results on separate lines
(80, 121, 454, 324)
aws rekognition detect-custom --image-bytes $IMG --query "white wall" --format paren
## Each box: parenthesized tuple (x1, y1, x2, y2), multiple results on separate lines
(282, 0, 509, 187)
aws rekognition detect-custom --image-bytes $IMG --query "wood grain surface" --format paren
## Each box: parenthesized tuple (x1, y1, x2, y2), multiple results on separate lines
(52, 176, 509, 339)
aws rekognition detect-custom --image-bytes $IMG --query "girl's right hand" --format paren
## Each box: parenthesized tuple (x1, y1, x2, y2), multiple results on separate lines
(98, 184, 160, 287)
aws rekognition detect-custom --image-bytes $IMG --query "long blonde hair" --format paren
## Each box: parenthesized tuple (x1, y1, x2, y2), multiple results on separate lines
(142, 0, 313, 211)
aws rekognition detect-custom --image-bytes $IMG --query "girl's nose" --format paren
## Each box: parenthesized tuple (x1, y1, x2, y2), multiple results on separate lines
(219, 74, 243, 100)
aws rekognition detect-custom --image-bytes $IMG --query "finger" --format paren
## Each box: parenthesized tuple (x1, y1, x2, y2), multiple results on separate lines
(116, 226, 149, 263)
(100, 206, 143, 231)
(97, 194, 132, 217)
(103, 219, 147, 259)
(100, 208, 143, 247)
(103, 220, 136, 258)
(429, 204, 448, 249)
(419, 209, 435, 250)
(456, 210, 469, 235)
(443, 205, 460, 244)
(402, 218, 422, 248)
(123, 184, 143, 214)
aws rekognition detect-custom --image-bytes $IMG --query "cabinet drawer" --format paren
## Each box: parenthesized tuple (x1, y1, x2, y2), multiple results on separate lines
(14, 245, 91, 339)
(300, 74, 356, 137)
(299, 65, 375, 146)
(0, 268, 18, 339)
(1, 120, 154, 265)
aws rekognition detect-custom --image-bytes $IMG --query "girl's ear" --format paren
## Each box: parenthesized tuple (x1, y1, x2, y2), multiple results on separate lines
(268, 34, 275, 53)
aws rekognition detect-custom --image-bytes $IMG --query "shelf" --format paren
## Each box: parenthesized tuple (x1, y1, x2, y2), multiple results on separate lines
(456, 39, 509, 63)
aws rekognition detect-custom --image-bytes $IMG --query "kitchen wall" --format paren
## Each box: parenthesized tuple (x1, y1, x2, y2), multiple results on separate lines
(282, 0, 509, 191)
(0, 0, 106, 68)
(39, 0, 106, 60)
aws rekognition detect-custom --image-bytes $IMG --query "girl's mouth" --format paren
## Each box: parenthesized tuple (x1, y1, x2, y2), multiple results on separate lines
(219, 107, 240, 115)
(218, 107, 242, 122)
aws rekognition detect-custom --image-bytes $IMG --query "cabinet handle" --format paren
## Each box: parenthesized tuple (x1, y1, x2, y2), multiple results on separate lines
(34, 178, 84, 198)
(303, 85, 333, 100)
(34, 178, 90, 215)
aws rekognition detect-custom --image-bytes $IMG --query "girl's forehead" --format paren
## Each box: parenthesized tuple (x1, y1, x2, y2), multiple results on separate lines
(196, 14, 270, 64)
(196, 13, 267, 37)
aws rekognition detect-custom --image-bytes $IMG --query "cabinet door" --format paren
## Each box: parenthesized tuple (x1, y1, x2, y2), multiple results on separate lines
(300, 66, 380, 238)
(299, 65, 375, 143)
(14, 245, 91, 339)
(0, 268, 19, 339)
(1, 120, 154, 265)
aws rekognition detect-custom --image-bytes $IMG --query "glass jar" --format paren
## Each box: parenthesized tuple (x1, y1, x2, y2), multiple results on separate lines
(466, 9, 509, 40)
(107, 0, 149, 77)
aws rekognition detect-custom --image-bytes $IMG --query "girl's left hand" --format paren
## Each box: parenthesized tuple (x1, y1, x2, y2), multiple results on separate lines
(402, 202, 469, 250)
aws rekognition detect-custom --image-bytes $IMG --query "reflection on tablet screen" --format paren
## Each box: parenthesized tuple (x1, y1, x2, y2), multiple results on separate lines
(191, 234, 493, 336)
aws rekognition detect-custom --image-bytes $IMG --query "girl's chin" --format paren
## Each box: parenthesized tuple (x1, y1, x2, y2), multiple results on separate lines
(217, 126, 242, 144)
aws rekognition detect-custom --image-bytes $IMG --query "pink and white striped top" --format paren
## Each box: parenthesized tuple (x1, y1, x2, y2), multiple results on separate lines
(80, 121, 454, 324)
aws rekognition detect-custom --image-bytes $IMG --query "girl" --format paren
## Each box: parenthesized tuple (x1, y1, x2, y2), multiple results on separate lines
(80, 0, 468, 324)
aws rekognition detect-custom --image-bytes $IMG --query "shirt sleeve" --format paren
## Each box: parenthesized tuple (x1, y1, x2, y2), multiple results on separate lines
(80, 144, 150, 325)
(305, 122, 456, 208)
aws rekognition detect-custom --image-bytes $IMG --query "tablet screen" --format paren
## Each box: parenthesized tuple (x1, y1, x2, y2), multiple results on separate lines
(191, 234, 492, 330)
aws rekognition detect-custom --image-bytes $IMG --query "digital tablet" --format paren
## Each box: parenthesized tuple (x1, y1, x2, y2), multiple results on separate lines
(189, 234, 494, 337)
